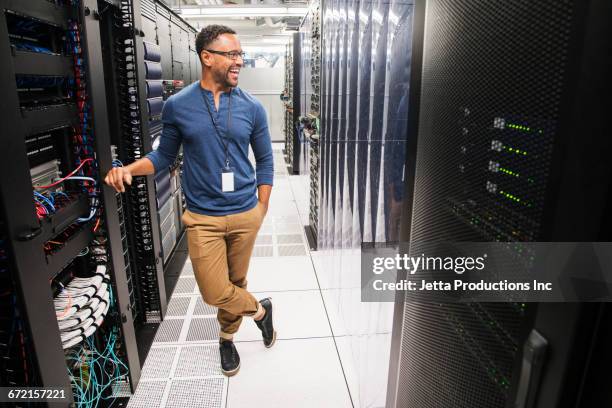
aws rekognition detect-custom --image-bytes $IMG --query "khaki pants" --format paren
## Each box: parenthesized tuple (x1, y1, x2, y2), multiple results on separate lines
(182, 203, 264, 339)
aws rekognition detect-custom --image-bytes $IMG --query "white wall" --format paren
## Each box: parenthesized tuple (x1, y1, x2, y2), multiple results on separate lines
(238, 67, 285, 142)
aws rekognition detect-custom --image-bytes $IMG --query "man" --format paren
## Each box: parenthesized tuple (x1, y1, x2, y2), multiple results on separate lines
(104, 25, 275, 377)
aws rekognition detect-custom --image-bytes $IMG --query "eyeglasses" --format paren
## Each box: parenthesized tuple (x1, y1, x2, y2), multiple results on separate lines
(204, 49, 246, 60)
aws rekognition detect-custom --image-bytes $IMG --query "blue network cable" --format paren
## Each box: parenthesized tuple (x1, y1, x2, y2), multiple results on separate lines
(34, 191, 56, 213)
(67, 286, 129, 407)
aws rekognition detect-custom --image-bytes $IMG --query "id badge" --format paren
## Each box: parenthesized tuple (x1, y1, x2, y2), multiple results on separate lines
(221, 169, 234, 192)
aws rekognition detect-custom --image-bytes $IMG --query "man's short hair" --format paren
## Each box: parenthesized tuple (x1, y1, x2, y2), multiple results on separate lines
(196, 25, 237, 57)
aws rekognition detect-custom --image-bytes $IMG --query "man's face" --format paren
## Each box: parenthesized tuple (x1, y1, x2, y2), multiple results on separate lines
(201, 33, 243, 88)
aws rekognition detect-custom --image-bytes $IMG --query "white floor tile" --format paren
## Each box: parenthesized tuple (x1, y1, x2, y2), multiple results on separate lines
(233, 290, 332, 342)
(321, 288, 348, 337)
(346, 333, 392, 408)
(247, 256, 319, 292)
(334, 337, 360, 408)
(227, 338, 352, 408)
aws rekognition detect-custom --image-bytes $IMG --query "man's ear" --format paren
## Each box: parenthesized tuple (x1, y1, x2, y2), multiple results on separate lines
(200, 51, 212, 68)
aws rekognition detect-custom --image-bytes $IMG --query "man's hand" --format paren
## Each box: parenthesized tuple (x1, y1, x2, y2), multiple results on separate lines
(257, 184, 272, 218)
(104, 166, 133, 193)
(258, 200, 269, 217)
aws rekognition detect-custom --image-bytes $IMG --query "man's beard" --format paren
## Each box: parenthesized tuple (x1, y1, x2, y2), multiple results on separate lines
(214, 67, 236, 88)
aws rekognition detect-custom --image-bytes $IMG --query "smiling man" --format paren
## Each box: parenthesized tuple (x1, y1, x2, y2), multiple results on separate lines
(103, 25, 275, 377)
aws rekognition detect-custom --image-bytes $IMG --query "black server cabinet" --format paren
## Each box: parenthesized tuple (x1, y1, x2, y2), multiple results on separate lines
(100, 0, 167, 332)
(0, 0, 144, 403)
(132, 0, 168, 323)
(289, 32, 302, 174)
(299, 1, 322, 249)
(390, 0, 612, 407)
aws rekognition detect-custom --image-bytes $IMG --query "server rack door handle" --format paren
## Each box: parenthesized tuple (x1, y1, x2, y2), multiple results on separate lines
(17, 226, 42, 241)
(514, 329, 548, 408)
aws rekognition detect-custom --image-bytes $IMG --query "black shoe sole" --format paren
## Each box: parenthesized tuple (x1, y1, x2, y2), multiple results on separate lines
(265, 330, 277, 348)
(221, 362, 241, 377)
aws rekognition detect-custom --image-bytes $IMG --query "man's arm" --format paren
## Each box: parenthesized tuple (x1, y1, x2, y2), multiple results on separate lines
(250, 102, 274, 213)
(104, 98, 181, 193)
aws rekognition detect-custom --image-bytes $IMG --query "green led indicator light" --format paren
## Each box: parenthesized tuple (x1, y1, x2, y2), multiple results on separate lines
(507, 123, 532, 132)
(503, 146, 528, 156)
(499, 167, 520, 177)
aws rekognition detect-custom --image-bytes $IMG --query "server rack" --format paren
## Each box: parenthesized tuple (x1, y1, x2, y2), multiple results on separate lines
(299, 1, 322, 250)
(138, 0, 198, 279)
(0, 0, 142, 404)
(0, 0, 200, 404)
(290, 32, 302, 174)
(101, 0, 198, 362)
(389, 0, 612, 407)
(283, 42, 294, 170)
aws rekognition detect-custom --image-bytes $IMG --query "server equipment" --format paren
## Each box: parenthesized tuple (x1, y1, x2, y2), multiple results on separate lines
(0, 0, 141, 403)
(283, 41, 294, 170)
(101, 0, 167, 332)
(283, 34, 302, 175)
(299, 1, 322, 249)
(388, 0, 612, 407)
(0, 0, 199, 404)
(100, 0, 197, 363)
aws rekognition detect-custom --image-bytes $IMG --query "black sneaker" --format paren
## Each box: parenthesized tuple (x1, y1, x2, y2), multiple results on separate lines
(219, 339, 240, 376)
(254, 298, 277, 348)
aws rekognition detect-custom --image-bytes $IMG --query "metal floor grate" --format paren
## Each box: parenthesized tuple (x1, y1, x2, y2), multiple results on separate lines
(174, 344, 220, 378)
(186, 317, 219, 342)
(166, 297, 191, 317)
(141, 347, 179, 379)
(127, 380, 167, 408)
(252, 245, 274, 257)
(194, 297, 217, 316)
(164, 378, 224, 408)
(174, 277, 196, 294)
(154, 319, 184, 343)
(255, 234, 273, 245)
(278, 244, 307, 256)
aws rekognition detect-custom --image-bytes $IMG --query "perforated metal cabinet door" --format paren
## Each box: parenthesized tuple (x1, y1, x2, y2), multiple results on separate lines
(395, 0, 576, 407)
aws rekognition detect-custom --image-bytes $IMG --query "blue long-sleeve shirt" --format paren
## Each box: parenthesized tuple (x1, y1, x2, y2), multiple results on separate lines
(146, 82, 274, 216)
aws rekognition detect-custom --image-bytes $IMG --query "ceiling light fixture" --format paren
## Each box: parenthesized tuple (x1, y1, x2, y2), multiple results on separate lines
(177, 5, 309, 18)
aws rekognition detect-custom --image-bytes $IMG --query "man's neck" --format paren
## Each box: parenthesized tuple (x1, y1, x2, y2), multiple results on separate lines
(200, 75, 231, 99)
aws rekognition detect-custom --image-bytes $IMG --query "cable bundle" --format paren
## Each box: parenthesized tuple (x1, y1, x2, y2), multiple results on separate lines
(65, 324, 129, 407)
(67, 16, 102, 229)
(64, 285, 129, 407)
(54, 264, 111, 349)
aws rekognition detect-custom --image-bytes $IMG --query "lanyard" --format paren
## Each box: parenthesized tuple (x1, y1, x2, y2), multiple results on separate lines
(202, 88, 232, 169)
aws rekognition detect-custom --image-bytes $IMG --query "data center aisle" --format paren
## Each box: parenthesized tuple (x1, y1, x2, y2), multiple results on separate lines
(128, 145, 354, 408)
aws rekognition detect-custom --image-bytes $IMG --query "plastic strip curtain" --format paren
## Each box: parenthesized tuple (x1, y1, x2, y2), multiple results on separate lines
(315, 0, 415, 406)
